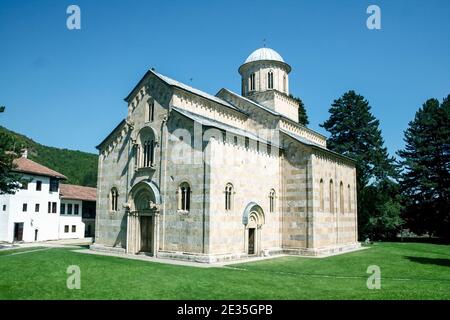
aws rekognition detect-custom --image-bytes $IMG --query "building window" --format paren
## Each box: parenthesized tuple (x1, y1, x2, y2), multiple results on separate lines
(35, 203, 40, 213)
(348, 184, 352, 213)
(329, 179, 334, 213)
(74, 204, 79, 215)
(340, 182, 344, 214)
(21, 181, 28, 190)
(225, 183, 233, 211)
(36, 180, 42, 191)
(245, 137, 249, 149)
(147, 99, 155, 122)
(283, 75, 287, 92)
(233, 136, 238, 146)
(52, 202, 57, 214)
(110, 188, 119, 212)
(319, 179, 324, 212)
(267, 143, 272, 155)
(68, 204, 73, 215)
(143, 140, 155, 167)
(48, 201, 51, 213)
(2, 205, 5, 211)
(249, 73, 255, 91)
(22, 203, 27, 212)
(268, 71, 274, 89)
(269, 189, 276, 213)
(72, 225, 76, 233)
(64, 225, 69, 233)
(61, 203, 66, 215)
(178, 182, 191, 212)
(49, 178, 59, 192)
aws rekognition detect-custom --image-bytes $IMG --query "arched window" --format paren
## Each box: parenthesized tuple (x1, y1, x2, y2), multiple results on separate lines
(110, 188, 119, 212)
(283, 75, 287, 92)
(329, 179, 334, 213)
(348, 184, 352, 213)
(268, 71, 274, 89)
(319, 179, 324, 212)
(225, 183, 233, 211)
(143, 140, 155, 167)
(249, 73, 255, 91)
(137, 127, 156, 168)
(178, 182, 191, 211)
(146, 99, 154, 122)
(340, 182, 344, 214)
(269, 189, 276, 213)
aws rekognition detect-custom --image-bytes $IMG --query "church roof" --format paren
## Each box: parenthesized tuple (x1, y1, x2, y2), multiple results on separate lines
(152, 71, 240, 111)
(124, 69, 244, 115)
(172, 107, 282, 148)
(245, 48, 285, 64)
(13, 157, 67, 179)
(280, 129, 355, 163)
(217, 88, 328, 141)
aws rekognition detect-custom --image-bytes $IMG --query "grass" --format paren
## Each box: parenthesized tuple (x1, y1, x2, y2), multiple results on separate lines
(0, 242, 449, 299)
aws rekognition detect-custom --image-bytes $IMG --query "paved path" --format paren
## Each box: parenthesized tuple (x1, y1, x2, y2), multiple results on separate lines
(73, 249, 302, 268)
(0, 238, 93, 251)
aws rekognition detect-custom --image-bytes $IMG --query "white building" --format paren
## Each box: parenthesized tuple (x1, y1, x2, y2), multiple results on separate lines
(0, 152, 97, 243)
(60, 184, 97, 239)
(0, 152, 66, 242)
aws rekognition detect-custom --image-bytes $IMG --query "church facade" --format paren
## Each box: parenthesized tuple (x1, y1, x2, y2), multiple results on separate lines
(92, 48, 360, 262)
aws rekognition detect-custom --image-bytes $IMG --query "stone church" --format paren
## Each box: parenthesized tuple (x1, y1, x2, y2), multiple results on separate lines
(92, 47, 360, 262)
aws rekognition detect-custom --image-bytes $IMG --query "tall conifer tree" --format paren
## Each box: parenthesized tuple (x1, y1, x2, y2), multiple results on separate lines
(398, 95, 450, 239)
(321, 90, 401, 239)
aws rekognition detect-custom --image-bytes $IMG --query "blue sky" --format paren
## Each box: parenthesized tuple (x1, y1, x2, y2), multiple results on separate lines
(0, 0, 449, 156)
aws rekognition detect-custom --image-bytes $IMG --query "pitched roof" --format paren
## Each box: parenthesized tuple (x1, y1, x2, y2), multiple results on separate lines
(60, 184, 97, 201)
(280, 129, 355, 163)
(124, 69, 245, 115)
(95, 119, 127, 150)
(13, 157, 67, 179)
(172, 107, 282, 148)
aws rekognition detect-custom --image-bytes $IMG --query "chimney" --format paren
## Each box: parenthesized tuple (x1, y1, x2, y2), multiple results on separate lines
(21, 149, 28, 159)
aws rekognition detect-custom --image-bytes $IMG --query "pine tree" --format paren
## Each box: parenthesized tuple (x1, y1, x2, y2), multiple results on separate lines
(398, 95, 450, 239)
(289, 95, 309, 126)
(321, 90, 401, 239)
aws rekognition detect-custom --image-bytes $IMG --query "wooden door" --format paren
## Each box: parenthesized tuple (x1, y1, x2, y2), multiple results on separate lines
(248, 228, 255, 255)
(14, 223, 23, 241)
(140, 216, 152, 253)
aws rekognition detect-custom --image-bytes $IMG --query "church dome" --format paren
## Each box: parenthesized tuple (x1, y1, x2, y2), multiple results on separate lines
(244, 47, 285, 63)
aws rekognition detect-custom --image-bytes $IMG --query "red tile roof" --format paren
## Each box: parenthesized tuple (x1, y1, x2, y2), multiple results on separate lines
(13, 157, 67, 180)
(60, 184, 97, 202)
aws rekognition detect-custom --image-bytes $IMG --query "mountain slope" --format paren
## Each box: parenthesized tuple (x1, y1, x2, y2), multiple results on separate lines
(0, 126, 98, 187)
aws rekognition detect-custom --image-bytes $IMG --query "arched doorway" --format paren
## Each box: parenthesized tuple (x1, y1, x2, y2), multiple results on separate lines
(127, 180, 161, 255)
(243, 202, 265, 256)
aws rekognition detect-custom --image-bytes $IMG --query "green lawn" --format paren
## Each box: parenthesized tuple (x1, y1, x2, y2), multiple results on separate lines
(0, 242, 449, 299)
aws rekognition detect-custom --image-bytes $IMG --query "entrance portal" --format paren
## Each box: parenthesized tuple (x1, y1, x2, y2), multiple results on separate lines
(127, 180, 161, 255)
(243, 202, 265, 256)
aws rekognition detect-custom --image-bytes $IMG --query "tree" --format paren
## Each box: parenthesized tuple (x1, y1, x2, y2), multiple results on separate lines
(289, 95, 309, 126)
(321, 90, 402, 239)
(0, 107, 22, 194)
(398, 95, 450, 240)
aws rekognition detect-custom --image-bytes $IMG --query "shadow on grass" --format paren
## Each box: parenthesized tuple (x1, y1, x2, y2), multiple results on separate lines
(405, 256, 450, 267)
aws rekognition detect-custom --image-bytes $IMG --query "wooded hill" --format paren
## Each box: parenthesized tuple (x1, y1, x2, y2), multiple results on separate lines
(0, 126, 98, 187)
